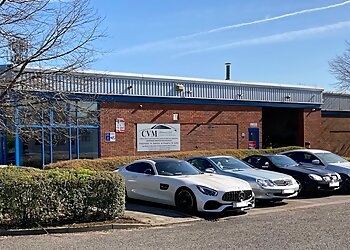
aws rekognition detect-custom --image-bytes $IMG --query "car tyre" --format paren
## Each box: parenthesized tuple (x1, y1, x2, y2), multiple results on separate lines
(295, 179, 304, 196)
(175, 188, 197, 214)
(340, 175, 350, 194)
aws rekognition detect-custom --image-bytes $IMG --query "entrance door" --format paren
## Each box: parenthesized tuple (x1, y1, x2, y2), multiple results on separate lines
(248, 128, 259, 149)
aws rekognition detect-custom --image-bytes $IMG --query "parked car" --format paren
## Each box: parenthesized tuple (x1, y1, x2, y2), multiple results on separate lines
(186, 156, 299, 202)
(117, 158, 255, 213)
(280, 149, 350, 192)
(243, 154, 341, 195)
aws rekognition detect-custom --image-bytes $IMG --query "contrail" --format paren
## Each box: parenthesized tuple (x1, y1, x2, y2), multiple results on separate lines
(116, 1, 350, 55)
(184, 0, 350, 38)
(175, 21, 350, 57)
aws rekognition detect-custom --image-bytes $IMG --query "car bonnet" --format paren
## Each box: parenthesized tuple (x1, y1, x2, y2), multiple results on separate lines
(223, 168, 292, 181)
(286, 164, 336, 176)
(178, 174, 251, 191)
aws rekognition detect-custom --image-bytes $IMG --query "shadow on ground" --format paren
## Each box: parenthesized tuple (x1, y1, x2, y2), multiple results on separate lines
(126, 198, 286, 222)
(126, 198, 193, 218)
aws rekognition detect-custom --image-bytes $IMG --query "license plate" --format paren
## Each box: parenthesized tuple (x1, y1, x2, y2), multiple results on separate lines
(233, 201, 249, 208)
(282, 189, 295, 194)
(329, 182, 339, 187)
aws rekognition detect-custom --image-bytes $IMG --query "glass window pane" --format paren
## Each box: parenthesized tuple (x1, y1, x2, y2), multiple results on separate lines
(79, 128, 98, 159)
(77, 101, 99, 125)
(52, 128, 70, 162)
(21, 129, 43, 168)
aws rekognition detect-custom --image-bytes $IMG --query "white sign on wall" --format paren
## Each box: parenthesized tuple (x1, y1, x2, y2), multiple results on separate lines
(105, 132, 116, 142)
(137, 124, 180, 152)
(116, 118, 125, 133)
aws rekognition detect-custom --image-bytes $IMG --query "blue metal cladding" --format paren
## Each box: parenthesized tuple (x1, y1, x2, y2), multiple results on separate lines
(19, 70, 323, 106)
(322, 93, 350, 111)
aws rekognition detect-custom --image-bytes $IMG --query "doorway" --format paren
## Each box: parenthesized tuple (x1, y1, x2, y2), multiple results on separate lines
(262, 107, 304, 148)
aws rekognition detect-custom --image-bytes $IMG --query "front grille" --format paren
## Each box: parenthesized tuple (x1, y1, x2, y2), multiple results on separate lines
(331, 175, 338, 181)
(222, 190, 253, 202)
(274, 179, 293, 186)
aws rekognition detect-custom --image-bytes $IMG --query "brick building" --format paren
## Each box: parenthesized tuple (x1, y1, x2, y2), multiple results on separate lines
(0, 65, 349, 167)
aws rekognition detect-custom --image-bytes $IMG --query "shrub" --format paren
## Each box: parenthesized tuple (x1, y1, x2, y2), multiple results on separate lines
(0, 167, 125, 229)
(45, 146, 303, 171)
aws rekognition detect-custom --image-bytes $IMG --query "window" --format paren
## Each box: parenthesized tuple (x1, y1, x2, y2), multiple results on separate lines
(155, 160, 200, 176)
(284, 152, 300, 162)
(126, 162, 155, 175)
(246, 156, 264, 168)
(188, 159, 213, 172)
(211, 157, 252, 170)
(269, 155, 297, 167)
(314, 152, 347, 164)
(300, 153, 319, 164)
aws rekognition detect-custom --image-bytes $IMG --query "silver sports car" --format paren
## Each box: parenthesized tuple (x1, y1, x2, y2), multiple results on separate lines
(187, 156, 300, 201)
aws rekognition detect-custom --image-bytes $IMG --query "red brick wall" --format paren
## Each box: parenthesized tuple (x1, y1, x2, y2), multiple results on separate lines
(304, 109, 322, 149)
(321, 115, 350, 157)
(100, 102, 262, 157)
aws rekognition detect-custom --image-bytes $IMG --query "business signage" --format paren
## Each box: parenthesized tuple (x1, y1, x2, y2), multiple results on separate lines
(116, 118, 125, 133)
(137, 124, 180, 152)
(105, 132, 116, 142)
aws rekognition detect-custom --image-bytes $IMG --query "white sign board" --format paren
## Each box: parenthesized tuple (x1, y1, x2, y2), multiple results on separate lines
(116, 118, 125, 133)
(137, 124, 180, 152)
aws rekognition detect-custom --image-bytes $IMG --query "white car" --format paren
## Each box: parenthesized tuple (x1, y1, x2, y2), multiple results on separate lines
(117, 158, 255, 213)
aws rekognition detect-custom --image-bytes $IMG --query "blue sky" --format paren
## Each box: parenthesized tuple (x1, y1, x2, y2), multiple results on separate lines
(91, 0, 350, 91)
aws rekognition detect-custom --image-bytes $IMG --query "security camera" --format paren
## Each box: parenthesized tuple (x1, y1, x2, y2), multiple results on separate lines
(139, 104, 143, 108)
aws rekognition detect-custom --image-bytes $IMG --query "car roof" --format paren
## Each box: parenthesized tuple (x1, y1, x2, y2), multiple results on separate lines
(138, 158, 183, 163)
(283, 149, 331, 154)
(244, 154, 278, 157)
(207, 155, 243, 159)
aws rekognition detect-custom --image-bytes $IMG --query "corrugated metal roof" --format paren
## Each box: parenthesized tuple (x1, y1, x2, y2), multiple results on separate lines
(323, 92, 350, 111)
(2, 65, 324, 106)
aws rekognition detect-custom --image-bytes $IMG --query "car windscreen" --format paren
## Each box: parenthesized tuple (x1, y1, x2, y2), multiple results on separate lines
(155, 160, 202, 176)
(314, 153, 348, 164)
(269, 155, 298, 167)
(210, 157, 252, 170)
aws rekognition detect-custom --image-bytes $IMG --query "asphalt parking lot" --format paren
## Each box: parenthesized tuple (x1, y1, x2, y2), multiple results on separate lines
(125, 194, 350, 225)
(2, 194, 350, 250)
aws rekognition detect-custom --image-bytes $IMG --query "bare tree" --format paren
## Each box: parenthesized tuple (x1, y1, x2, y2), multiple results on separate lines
(330, 41, 350, 92)
(0, 0, 102, 141)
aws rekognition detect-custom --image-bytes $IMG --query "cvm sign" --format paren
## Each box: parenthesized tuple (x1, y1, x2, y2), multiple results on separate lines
(137, 124, 180, 152)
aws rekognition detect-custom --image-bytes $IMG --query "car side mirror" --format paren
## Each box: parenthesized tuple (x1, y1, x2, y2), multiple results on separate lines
(262, 162, 270, 169)
(312, 159, 321, 165)
(144, 168, 153, 175)
(205, 168, 216, 173)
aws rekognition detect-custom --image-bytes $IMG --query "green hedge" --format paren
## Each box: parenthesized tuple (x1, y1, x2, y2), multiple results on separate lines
(0, 167, 125, 229)
(45, 146, 304, 171)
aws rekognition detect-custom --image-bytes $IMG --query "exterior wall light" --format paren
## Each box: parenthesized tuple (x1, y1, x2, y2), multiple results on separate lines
(176, 83, 184, 92)
(285, 95, 291, 99)
(237, 93, 243, 98)
(127, 85, 133, 89)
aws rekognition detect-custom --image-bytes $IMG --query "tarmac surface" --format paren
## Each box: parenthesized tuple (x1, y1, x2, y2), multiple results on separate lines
(1, 194, 350, 250)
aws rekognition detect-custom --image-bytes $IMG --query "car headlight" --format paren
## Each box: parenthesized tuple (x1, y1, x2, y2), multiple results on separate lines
(308, 174, 323, 181)
(291, 178, 298, 185)
(256, 179, 275, 188)
(323, 176, 331, 182)
(196, 185, 218, 196)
